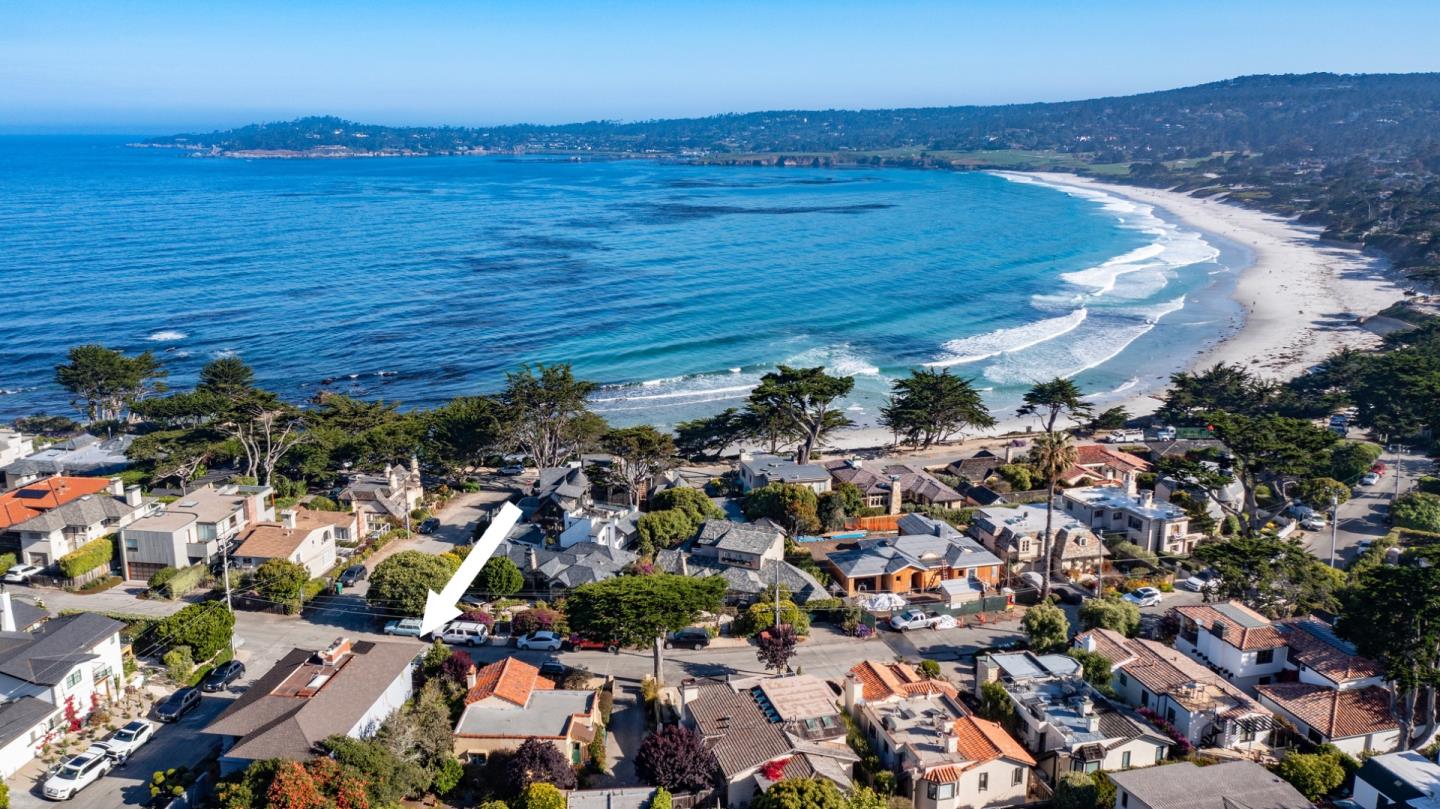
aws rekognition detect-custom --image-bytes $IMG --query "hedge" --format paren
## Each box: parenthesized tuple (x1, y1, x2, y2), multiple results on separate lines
(57, 537, 114, 579)
(0, 553, 15, 576)
(164, 564, 211, 599)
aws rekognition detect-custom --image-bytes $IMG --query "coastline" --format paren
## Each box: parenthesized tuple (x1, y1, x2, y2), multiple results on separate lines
(822, 170, 1407, 455)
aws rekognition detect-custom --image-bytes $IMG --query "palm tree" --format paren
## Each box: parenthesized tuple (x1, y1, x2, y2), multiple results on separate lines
(1018, 378, 1091, 599)
(1029, 431, 1078, 599)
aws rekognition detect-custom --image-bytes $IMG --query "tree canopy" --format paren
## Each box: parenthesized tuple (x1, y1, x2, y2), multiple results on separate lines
(566, 574, 726, 649)
(747, 366, 854, 464)
(879, 368, 995, 449)
(368, 551, 458, 616)
(54, 344, 167, 421)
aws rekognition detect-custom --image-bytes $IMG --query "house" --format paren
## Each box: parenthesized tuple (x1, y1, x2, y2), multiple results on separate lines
(964, 486, 1010, 508)
(0, 429, 33, 470)
(1060, 486, 1199, 556)
(232, 509, 341, 578)
(530, 467, 594, 525)
(118, 482, 276, 580)
(737, 453, 832, 494)
(205, 638, 417, 774)
(1353, 751, 1440, 809)
(824, 460, 965, 512)
(849, 660, 963, 704)
(826, 519, 1002, 598)
(1277, 617, 1386, 691)
(1255, 683, 1399, 756)
(680, 674, 857, 808)
(984, 662, 1170, 783)
(0, 475, 116, 553)
(1073, 628, 1272, 751)
(654, 520, 828, 604)
(946, 449, 1006, 485)
(975, 652, 1083, 694)
(1108, 760, 1313, 809)
(0, 433, 134, 491)
(495, 541, 638, 591)
(970, 504, 1105, 576)
(557, 503, 638, 551)
(841, 670, 1033, 809)
(0, 604, 123, 776)
(1059, 445, 1152, 488)
(453, 657, 600, 767)
(11, 479, 152, 570)
(337, 458, 423, 526)
(1171, 602, 1288, 690)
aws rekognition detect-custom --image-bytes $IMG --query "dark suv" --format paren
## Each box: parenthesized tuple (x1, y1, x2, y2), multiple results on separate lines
(664, 627, 711, 650)
(201, 660, 246, 692)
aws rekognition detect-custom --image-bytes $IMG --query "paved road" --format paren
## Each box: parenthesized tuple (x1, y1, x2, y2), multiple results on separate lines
(1300, 444, 1431, 566)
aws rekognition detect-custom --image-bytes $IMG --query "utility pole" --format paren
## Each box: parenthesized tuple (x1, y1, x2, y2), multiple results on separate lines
(774, 558, 782, 630)
(1329, 495, 1339, 568)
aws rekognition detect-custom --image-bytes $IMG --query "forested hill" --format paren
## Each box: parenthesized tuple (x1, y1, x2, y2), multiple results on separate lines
(152, 73, 1440, 160)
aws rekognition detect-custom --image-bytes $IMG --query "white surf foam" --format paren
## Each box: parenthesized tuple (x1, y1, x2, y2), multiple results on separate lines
(927, 309, 1088, 367)
(146, 330, 187, 342)
(983, 297, 1185, 385)
(784, 344, 881, 377)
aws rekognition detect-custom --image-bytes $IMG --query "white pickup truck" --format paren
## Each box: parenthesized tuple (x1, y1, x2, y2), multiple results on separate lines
(889, 609, 945, 632)
(1104, 430, 1145, 444)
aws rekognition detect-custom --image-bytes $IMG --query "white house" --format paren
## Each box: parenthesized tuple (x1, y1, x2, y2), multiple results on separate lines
(737, 453, 831, 494)
(557, 504, 637, 551)
(1109, 760, 1313, 809)
(12, 479, 152, 569)
(0, 602, 124, 777)
(1255, 683, 1399, 757)
(232, 510, 341, 578)
(1060, 486, 1200, 556)
(0, 429, 33, 470)
(1353, 751, 1440, 809)
(204, 638, 416, 774)
(1172, 602, 1289, 690)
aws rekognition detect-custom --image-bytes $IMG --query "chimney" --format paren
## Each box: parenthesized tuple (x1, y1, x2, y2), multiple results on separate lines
(1139, 491, 1154, 509)
(1087, 714, 1100, 733)
(0, 592, 15, 633)
(109, 477, 125, 497)
(843, 671, 865, 714)
(283, 510, 297, 529)
(527, 545, 538, 571)
(1004, 444, 1014, 463)
(124, 485, 143, 507)
(1080, 633, 1098, 653)
(1124, 472, 1137, 497)
(1078, 696, 1093, 716)
(944, 732, 959, 754)
(680, 678, 699, 708)
(466, 664, 478, 691)
(679, 554, 689, 577)
(887, 476, 902, 516)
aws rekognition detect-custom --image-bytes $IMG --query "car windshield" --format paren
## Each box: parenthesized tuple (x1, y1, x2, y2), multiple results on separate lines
(115, 728, 137, 741)
(56, 767, 81, 780)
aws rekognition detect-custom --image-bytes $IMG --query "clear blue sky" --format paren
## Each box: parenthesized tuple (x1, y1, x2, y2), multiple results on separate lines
(4, 0, 1440, 133)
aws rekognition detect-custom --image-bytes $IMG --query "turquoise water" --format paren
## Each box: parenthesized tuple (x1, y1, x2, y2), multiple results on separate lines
(0, 137, 1244, 427)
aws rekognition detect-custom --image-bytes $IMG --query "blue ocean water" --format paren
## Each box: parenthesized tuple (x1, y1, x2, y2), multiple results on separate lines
(0, 137, 1244, 428)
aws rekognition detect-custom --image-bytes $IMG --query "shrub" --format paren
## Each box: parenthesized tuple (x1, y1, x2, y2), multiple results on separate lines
(1274, 751, 1345, 800)
(0, 552, 16, 576)
(57, 537, 113, 579)
(1021, 601, 1070, 653)
(997, 464, 1038, 491)
(478, 557, 524, 598)
(152, 564, 208, 599)
(917, 659, 942, 679)
(1393, 492, 1440, 533)
(433, 757, 464, 796)
(651, 787, 673, 809)
(512, 607, 565, 636)
(163, 646, 194, 682)
(521, 783, 566, 809)
(156, 602, 234, 660)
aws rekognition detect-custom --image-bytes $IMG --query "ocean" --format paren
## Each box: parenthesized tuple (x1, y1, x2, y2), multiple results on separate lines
(0, 137, 1246, 429)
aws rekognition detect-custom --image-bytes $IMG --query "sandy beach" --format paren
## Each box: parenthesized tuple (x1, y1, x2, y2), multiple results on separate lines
(823, 171, 1407, 456)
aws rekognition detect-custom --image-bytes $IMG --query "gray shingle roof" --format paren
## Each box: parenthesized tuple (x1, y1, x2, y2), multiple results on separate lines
(0, 612, 123, 686)
(0, 696, 60, 747)
(1108, 760, 1312, 809)
(826, 533, 1001, 579)
(497, 541, 636, 589)
(692, 520, 781, 557)
(9, 493, 141, 533)
(654, 553, 827, 603)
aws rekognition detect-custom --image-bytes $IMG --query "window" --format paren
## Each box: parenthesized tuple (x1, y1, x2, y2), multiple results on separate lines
(1117, 672, 1128, 687)
(1166, 707, 1176, 724)
(1122, 793, 1129, 808)
(1012, 767, 1023, 786)
(1256, 649, 1274, 665)
(1308, 728, 1324, 745)
(124, 538, 138, 552)
(978, 772, 989, 792)
(65, 670, 82, 689)
(1121, 751, 1132, 769)
(926, 782, 955, 800)
(1155, 747, 1165, 763)
(1139, 691, 1149, 708)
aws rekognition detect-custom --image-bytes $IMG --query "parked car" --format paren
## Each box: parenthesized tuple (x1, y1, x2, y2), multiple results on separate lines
(538, 661, 570, 680)
(1054, 587, 1086, 605)
(338, 565, 368, 586)
(1153, 426, 1177, 441)
(516, 630, 565, 651)
(155, 687, 201, 723)
(1122, 587, 1163, 608)
(2, 563, 42, 584)
(437, 621, 489, 646)
(1360, 472, 1381, 486)
(889, 609, 944, 632)
(1300, 516, 1328, 531)
(664, 628, 711, 650)
(1371, 461, 1387, 477)
(418, 517, 440, 534)
(201, 659, 246, 692)
(1104, 430, 1145, 444)
(1018, 571, 1046, 592)
(498, 464, 526, 476)
(43, 747, 114, 800)
(94, 720, 155, 764)
(565, 634, 619, 653)
(1182, 570, 1222, 592)
(384, 618, 424, 637)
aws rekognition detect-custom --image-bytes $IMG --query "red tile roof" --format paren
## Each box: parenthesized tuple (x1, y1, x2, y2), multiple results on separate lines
(0, 476, 112, 530)
(1174, 603, 1286, 650)
(953, 714, 1036, 766)
(1256, 683, 1396, 740)
(849, 660, 957, 702)
(1278, 618, 1383, 684)
(465, 657, 553, 707)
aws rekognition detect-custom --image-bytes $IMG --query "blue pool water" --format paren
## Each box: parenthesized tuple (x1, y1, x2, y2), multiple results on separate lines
(0, 137, 1244, 427)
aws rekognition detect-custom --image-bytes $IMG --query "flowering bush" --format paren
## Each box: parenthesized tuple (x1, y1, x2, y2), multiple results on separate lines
(852, 623, 874, 639)
(1137, 707, 1194, 754)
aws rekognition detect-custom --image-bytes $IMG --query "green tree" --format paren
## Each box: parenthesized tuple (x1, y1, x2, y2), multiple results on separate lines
(650, 788, 673, 809)
(649, 487, 724, 525)
(917, 659, 943, 679)
(1021, 601, 1070, 653)
(743, 482, 821, 535)
(198, 356, 255, 397)
(1195, 534, 1344, 617)
(1393, 491, 1440, 532)
(741, 598, 810, 636)
(1067, 648, 1114, 692)
(747, 366, 855, 464)
(1158, 363, 1279, 422)
(520, 782, 567, 809)
(368, 551, 456, 616)
(254, 559, 310, 615)
(478, 557, 524, 598)
(602, 425, 676, 508)
(751, 778, 847, 809)
(879, 368, 995, 449)
(501, 364, 605, 470)
(979, 680, 1014, 722)
(1090, 406, 1130, 431)
(54, 344, 167, 421)
(423, 395, 503, 476)
(1274, 752, 1345, 801)
(376, 681, 455, 772)
(566, 574, 726, 681)
(673, 408, 748, 460)
(1053, 772, 1099, 809)
(1017, 377, 1094, 435)
(1078, 595, 1141, 636)
(320, 735, 430, 805)
(1329, 441, 1383, 483)
(1193, 412, 1336, 534)
(219, 391, 307, 487)
(1029, 431, 1078, 597)
(1297, 477, 1350, 510)
(157, 602, 234, 660)
(845, 786, 887, 809)
(636, 510, 696, 555)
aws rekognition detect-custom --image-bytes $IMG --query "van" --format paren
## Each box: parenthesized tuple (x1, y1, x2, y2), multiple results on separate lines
(438, 621, 490, 646)
(1153, 426, 1177, 441)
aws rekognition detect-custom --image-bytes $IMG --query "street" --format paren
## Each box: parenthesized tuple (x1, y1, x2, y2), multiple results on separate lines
(1300, 443, 1430, 565)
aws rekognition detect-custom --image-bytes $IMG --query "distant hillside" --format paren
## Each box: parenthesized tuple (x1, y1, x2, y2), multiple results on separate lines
(152, 73, 1440, 283)
(153, 73, 1440, 160)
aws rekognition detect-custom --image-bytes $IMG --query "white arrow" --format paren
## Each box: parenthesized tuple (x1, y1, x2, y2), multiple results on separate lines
(420, 501, 523, 637)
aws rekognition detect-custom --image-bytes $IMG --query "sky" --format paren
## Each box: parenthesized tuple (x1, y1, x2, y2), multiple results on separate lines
(4, 0, 1440, 133)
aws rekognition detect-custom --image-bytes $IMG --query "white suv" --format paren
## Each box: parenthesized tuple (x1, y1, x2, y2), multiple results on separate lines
(437, 621, 489, 646)
(44, 747, 113, 800)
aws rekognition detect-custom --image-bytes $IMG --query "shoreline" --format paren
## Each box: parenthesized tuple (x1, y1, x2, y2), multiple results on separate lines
(821, 171, 1407, 455)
